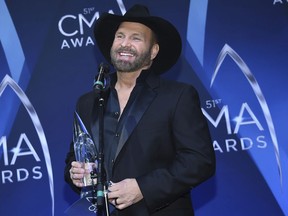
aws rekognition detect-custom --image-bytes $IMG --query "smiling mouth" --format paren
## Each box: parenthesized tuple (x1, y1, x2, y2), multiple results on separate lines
(119, 51, 134, 57)
(117, 51, 136, 61)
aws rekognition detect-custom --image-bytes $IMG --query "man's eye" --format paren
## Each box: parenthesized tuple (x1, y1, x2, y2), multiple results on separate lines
(133, 37, 141, 41)
(116, 34, 123, 39)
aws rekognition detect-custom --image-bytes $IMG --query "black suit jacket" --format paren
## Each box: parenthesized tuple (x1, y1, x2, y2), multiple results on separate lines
(65, 71, 215, 216)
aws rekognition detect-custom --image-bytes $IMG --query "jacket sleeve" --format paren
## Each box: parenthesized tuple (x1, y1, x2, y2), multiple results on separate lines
(136, 85, 216, 212)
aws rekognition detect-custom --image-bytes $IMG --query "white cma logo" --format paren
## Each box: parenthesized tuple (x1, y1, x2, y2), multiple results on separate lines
(1, 133, 40, 166)
(209, 44, 282, 185)
(0, 133, 43, 183)
(58, 0, 127, 49)
(0, 75, 55, 216)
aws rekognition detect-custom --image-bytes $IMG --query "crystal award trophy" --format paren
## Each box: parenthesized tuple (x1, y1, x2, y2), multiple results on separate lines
(73, 111, 97, 198)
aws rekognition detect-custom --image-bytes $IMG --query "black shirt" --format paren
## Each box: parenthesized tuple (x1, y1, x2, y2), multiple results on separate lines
(103, 71, 148, 181)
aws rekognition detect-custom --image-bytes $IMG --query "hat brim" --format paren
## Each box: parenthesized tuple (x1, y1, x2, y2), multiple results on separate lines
(94, 13, 182, 74)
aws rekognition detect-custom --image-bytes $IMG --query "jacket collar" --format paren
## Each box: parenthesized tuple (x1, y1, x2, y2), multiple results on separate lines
(90, 68, 160, 158)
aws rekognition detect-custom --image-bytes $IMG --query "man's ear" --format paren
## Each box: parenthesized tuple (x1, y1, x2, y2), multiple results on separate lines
(151, 43, 159, 60)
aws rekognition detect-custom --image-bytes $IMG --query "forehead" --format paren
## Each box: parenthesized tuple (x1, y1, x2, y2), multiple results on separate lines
(116, 22, 153, 36)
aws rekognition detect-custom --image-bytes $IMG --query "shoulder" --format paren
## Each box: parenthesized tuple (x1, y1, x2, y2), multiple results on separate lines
(147, 72, 197, 92)
(74, 91, 96, 112)
(158, 77, 199, 96)
(77, 91, 94, 104)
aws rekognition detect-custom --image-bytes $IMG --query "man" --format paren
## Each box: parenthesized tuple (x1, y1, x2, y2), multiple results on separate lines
(65, 4, 215, 216)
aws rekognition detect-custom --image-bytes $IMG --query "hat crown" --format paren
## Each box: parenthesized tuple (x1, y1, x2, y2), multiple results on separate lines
(124, 4, 150, 17)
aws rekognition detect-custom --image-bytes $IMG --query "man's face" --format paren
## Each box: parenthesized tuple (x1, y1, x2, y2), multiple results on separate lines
(110, 22, 158, 73)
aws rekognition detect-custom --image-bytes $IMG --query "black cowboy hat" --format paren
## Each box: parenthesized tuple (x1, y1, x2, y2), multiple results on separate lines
(93, 4, 182, 74)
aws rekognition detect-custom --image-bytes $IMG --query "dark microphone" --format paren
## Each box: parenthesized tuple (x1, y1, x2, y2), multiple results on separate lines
(93, 62, 110, 90)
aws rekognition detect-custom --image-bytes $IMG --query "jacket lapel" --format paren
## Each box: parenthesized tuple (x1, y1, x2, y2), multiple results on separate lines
(114, 72, 159, 159)
(114, 86, 156, 159)
(90, 71, 159, 159)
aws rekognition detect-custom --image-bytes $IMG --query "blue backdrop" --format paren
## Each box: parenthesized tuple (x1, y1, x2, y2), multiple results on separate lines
(1, 0, 287, 215)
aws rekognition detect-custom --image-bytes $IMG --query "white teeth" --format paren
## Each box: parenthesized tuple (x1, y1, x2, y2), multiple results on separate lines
(120, 52, 133, 56)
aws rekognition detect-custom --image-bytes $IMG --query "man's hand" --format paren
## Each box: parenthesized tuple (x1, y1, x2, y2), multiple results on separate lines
(69, 161, 85, 187)
(108, 178, 143, 210)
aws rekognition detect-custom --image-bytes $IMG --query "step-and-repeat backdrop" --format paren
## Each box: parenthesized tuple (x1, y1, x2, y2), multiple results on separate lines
(1, 0, 287, 215)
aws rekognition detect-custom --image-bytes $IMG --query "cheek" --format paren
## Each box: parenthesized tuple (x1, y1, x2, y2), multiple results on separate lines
(110, 43, 119, 55)
(111, 43, 117, 51)
(111, 39, 121, 49)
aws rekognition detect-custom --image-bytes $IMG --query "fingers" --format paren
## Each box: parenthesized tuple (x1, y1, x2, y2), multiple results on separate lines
(110, 197, 124, 209)
(109, 193, 130, 210)
(108, 178, 143, 210)
(70, 161, 85, 187)
(108, 182, 121, 208)
(71, 161, 82, 168)
(111, 198, 119, 206)
(114, 198, 118, 205)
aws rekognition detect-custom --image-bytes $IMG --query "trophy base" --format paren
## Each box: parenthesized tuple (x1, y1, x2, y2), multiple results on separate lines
(65, 185, 115, 216)
(80, 185, 96, 199)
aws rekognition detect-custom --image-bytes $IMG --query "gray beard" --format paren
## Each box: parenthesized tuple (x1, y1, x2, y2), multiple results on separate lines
(110, 49, 152, 72)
